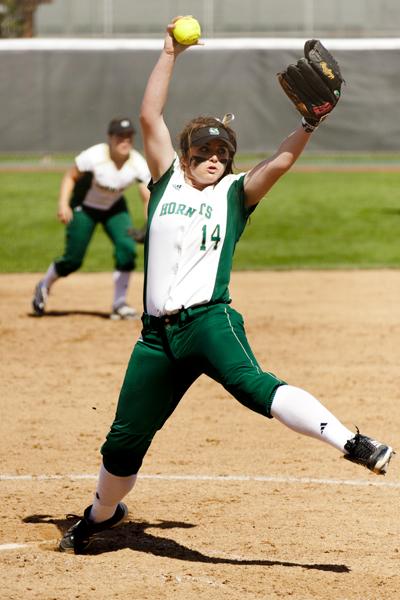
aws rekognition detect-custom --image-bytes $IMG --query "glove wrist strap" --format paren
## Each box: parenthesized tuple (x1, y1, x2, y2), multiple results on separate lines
(301, 117, 317, 134)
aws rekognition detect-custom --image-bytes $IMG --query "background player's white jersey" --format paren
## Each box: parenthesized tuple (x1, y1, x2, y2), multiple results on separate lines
(145, 158, 248, 316)
(75, 143, 150, 211)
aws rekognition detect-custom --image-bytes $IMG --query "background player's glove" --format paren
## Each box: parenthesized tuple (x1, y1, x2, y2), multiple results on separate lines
(277, 39, 344, 131)
(127, 224, 147, 244)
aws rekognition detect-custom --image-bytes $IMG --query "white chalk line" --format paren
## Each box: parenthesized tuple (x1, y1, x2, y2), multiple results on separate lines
(0, 472, 399, 488)
(0, 543, 28, 551)
(0, 541, 51, 552)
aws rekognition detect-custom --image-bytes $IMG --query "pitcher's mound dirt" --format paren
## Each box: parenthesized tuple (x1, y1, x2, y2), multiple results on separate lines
(0, 271, 399, 600)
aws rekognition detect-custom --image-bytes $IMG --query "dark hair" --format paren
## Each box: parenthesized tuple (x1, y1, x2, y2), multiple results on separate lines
(179, 116, 237, 175)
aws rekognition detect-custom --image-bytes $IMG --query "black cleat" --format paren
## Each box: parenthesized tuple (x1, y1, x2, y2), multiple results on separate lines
(59, 502, 128, 554)
(32, 281, 48, 316)
(344, 428, 394, 475)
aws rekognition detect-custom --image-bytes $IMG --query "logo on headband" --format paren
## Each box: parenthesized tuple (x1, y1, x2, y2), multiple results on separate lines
(208, 127, 220, 135)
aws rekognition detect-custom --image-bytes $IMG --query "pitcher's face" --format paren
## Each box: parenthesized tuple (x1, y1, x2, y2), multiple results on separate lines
(184, 140, 230, 189)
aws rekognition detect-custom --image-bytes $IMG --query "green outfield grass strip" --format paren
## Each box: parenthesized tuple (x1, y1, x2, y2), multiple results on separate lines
(1, 169, 400, 272)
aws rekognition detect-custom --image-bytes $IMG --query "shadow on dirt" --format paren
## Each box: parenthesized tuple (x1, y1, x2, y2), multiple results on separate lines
(28, 310, 117, 320)
(23, 514, 350, 573)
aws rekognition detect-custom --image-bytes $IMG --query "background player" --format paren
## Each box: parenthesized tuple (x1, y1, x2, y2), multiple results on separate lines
(58, 18, 394, 553)
(32, 117, 150, 320)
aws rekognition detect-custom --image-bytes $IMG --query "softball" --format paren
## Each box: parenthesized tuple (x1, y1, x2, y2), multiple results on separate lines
(173, 16, 201, 45)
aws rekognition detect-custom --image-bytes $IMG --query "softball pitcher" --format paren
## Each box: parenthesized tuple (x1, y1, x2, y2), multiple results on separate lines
(59, 19, 394, 553)
(32, 117, 150, 320)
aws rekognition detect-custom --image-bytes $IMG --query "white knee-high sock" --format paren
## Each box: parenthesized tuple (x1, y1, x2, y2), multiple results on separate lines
(42, 262, 59, 291)
(113, 270, 131, 308)
(90, 463, 137, 523)
(271, 385, 354, 452)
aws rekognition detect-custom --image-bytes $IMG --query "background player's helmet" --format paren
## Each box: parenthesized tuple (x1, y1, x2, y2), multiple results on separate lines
(108, 117, 136, 136)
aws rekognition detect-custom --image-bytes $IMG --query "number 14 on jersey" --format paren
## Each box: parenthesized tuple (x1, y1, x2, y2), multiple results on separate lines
(200, 224, 221, 251)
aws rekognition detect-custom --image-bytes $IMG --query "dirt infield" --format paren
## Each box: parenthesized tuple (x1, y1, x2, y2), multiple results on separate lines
(1, 271, 399, 600)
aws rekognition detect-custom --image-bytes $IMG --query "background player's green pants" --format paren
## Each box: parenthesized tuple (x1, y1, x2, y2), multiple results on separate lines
(54, 204, 136, 277)
(101, 303, 285, 476)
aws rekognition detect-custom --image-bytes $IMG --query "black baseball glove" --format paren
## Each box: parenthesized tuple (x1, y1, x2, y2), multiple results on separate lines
(127, 224, 147, 244)
(277, 39, 344, 129)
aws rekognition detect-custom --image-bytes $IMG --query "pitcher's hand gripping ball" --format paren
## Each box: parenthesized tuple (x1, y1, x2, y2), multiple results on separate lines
(173, 16, 201, 45)
(277, 39, 344, 127)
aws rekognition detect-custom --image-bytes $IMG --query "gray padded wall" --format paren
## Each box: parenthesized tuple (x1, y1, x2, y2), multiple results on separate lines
(0, 46, 399, 153)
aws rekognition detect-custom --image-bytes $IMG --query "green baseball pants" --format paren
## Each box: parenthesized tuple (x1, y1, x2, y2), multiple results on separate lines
(54, 202, 136, 277)
(101, 303, 285, 476)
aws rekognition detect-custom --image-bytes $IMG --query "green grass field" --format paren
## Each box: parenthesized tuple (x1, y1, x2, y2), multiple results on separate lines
(1, 162, 400, 272)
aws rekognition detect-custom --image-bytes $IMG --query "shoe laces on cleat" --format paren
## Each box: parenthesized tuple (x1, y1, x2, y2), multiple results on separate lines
(344, 427, 394, 475)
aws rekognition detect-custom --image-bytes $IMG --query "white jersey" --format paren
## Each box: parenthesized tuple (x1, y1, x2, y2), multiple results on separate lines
(144, 158, 250, 316)
(75, 143, 150, 211)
